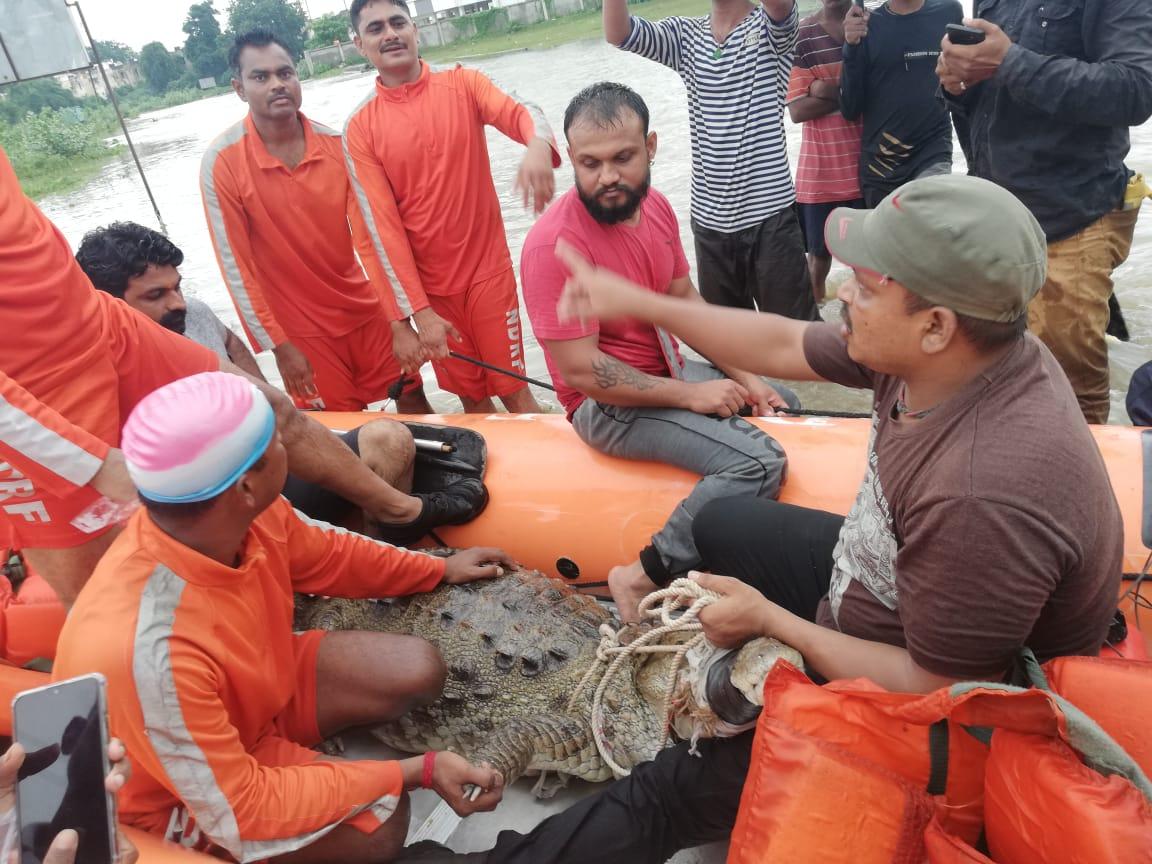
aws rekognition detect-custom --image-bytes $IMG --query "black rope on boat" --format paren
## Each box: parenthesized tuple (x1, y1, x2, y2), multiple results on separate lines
(1117, 553, 1152, 637)
(776, 407, 872, 419)
(386, 365, 872, 419)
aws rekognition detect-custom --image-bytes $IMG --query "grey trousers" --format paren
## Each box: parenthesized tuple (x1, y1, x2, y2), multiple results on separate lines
(571, 360, 790, 582)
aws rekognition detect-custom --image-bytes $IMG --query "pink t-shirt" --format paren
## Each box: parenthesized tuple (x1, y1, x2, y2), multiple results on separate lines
(786, 16, 864, 204)
(520, 187, 690, 417)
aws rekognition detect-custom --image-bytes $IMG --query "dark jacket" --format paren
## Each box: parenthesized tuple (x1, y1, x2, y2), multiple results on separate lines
(840, 0, 963, 198)
(948, 0, 1152, 241)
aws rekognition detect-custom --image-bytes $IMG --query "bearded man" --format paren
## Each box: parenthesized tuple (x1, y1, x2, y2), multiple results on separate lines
(520, 82, 797, 622)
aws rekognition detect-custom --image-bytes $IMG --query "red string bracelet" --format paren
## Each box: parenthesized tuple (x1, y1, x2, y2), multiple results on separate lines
(421, 751, 437, 789)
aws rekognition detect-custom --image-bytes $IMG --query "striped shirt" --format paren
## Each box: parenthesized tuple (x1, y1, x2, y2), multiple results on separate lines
(786, 16, 863, 204)
(621, 3, 800, 233)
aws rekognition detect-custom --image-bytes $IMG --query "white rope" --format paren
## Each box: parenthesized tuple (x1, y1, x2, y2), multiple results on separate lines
(565, 579, 722, 777)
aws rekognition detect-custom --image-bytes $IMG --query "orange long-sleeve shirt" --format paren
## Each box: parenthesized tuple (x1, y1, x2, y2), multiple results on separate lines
(0, 147, 118, 447)
(200, 113, 401, 354)
(0, 149, 104, 391)
(0, 369, 109, 499)
(344, 62, 559, 318)
(54, 497, 446, 861)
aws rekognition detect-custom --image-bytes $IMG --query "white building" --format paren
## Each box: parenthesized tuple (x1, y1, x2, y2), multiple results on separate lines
(56, 60, 140, 100)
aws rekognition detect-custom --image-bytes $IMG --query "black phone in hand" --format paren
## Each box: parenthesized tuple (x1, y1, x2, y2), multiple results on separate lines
(13, 675, 117, 864)
(946, 23, 986, 44)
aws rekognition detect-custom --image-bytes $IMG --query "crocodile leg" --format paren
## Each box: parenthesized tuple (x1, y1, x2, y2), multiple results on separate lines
(471, 714, 614, 788)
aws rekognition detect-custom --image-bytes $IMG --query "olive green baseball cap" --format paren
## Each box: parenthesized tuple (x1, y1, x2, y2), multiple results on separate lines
(823, 175, 1047, 322)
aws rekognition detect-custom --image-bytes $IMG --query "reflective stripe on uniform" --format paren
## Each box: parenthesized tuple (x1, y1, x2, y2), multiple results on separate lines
(133, 563, 398, 862)
(0, 394, 103, 487)
(342, 93, 413, 317)
(200, 122, 277, 351)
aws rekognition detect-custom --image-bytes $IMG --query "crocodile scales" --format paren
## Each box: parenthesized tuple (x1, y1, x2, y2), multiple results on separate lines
(294, 567, 802, 788)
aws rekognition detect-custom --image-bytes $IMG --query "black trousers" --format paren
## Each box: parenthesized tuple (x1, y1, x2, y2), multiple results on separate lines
(692, 208, 821, 322)
(485, 500, 845, 864)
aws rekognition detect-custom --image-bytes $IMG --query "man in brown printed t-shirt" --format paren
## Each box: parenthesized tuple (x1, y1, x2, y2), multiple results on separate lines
(479, 174, 1123, 864)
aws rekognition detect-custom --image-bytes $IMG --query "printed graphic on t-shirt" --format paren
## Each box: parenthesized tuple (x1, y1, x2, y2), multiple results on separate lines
(828, 414, 897, 621)
(867, 132, 915, 180)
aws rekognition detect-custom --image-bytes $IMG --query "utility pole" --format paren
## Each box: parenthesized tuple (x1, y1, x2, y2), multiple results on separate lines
(66, 0, 168, 234)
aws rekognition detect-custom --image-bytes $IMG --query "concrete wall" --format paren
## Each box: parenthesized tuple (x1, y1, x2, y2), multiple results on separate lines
(301, 0, 593, 57)
(57, 61, 141, 100)
(417, 0, 592, 50)
(302, 40, 357, 72)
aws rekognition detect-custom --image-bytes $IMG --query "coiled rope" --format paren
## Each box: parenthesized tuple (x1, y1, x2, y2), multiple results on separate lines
(566, 578, 721, 778)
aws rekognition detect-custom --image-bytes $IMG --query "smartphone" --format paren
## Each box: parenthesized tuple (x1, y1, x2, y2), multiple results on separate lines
(12, 674, 117, 864)
(945, 23, 986, 45)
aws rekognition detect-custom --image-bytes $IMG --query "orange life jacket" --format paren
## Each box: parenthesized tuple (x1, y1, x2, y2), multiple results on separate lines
(0, 551, 66, 667)
(727, 662, 1152, 864)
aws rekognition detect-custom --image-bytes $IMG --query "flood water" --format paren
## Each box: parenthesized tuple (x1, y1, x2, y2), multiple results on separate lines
(37, 38, 1152, 421)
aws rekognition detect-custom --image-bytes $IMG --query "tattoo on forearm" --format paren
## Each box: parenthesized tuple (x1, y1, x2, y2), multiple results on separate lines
(591, 354, 658, 391)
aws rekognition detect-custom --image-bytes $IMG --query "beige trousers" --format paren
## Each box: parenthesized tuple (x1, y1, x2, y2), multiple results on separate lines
(1028, 207, 1140, 424)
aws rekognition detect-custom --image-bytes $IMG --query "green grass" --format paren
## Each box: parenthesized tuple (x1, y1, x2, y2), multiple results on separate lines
(14, 146, 122, 201)
(423, 0, 820, 60)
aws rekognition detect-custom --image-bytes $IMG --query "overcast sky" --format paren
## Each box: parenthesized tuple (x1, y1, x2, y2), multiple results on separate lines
(77, 0, 354, 51)
(73, 0, 975, 53)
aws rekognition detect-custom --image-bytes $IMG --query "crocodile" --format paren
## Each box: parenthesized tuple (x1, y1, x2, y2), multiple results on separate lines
(294, 566, 802, 789)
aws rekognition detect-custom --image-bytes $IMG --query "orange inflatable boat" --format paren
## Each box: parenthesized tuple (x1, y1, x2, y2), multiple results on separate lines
(3, 414, 1151, 659)
(0, 414, 1148, 863)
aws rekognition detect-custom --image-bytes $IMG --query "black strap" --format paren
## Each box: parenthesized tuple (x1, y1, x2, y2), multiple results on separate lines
(926, 719, 950, 796)
(962, 724, 994, 746)
(1142, 429, 1152, 548)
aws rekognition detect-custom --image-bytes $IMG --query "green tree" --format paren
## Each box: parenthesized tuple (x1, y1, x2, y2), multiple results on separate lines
(226, 0, 309, 58)
(183, 1, 229, 79)
(306, 12, 351, 49)
(139, 42, 182, 93)
(90, 40, 138, 63)
(0, 79, 78, 123)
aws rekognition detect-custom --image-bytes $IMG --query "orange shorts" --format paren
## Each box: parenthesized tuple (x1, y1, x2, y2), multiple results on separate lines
(291, 312, 412, 411)
(270, 630, 382, 836)
(0, 295, 218, 549)
(428, 268, 529, 402)
(272, 629, 327, 746)
(135, 630, 384, 845)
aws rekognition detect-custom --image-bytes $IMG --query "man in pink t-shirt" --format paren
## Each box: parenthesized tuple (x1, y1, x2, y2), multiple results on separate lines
(786, 0, 864, 303)
(521, 83, 795, 621)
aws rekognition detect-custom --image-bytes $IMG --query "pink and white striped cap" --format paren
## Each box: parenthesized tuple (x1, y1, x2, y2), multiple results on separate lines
(122, 372, 276, 503)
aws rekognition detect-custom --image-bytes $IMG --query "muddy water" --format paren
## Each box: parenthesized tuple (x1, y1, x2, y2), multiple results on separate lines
(37, 38, 1152, 420)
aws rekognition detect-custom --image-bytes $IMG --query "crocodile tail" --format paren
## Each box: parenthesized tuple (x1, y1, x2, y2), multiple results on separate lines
(471, 714, 609, 786)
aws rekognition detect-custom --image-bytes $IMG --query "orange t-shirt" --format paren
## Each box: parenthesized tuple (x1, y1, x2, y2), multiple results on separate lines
(200, 113, 401, 353)
(344, 62, 559, 318)
(54, 497, 446, 858)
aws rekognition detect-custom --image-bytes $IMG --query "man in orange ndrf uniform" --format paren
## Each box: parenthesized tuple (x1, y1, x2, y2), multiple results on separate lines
(345, 0, 560, 413)
(0, 143, 440, 607)
(54, 372, 512, 862)
(202, 29, 433, 414)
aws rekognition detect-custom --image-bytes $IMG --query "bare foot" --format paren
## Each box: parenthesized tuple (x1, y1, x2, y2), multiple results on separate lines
(609, 560, 659, 624)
